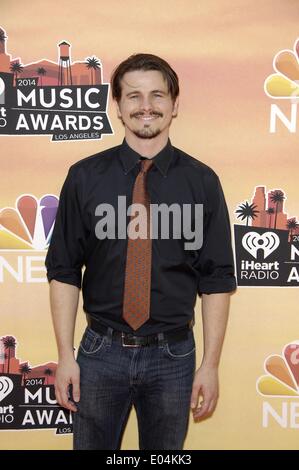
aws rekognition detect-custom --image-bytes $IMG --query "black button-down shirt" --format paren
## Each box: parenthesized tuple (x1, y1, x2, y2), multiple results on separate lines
(45, 139, 236, 335)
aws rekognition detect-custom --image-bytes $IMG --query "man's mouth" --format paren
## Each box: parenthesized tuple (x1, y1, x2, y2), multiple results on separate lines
(140, 115, 157, 121)
(131, 112, 163, 121)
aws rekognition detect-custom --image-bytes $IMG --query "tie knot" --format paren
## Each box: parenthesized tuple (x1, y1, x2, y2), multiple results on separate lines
(140, 159, 154, 174)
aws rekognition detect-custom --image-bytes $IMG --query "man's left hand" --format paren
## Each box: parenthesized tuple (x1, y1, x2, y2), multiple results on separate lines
(190, 365, 219, 420)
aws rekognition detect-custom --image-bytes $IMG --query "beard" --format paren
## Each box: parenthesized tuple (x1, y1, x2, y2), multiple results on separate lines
(118, 110, 176, 139)
(130, 111, 164, 139)
(132, 127, 162, 139)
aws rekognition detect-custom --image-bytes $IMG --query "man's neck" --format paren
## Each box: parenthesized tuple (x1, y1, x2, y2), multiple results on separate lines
(125, 131, 169, 158)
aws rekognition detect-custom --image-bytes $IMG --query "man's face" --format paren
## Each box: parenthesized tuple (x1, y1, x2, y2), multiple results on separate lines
(116, 70, 179, 140)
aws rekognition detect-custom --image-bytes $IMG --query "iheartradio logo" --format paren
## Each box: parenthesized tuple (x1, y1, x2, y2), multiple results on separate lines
(242, 232, 280, 259)
(0, 376, 13, 402)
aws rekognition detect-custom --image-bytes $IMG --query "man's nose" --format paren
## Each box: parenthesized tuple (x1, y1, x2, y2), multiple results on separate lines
(139, 96, 153, 111)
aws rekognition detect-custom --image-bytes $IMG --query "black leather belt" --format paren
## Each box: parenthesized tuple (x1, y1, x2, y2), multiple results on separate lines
(86, 314, 191, 347)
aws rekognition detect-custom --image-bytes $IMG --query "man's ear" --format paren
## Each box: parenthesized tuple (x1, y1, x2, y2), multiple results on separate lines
(172, 97, 179, 118)
(115, 101, 122, 119)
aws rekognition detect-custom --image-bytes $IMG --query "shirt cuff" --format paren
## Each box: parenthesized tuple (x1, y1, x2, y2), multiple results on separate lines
(198, 276, 237, 295)
(46, 268, 82, 289)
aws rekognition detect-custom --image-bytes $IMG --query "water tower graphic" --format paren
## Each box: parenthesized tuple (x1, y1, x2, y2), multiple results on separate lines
(0, 27, 11, 73)
(58, 41, 73, 86)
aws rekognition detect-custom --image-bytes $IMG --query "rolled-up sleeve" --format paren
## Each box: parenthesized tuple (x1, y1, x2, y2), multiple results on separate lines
(196, 170, 236, 295)
(45, 165, 86, 289)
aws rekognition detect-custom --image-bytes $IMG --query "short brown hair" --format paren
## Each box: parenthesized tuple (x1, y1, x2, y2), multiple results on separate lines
(111, 53, 179, 102)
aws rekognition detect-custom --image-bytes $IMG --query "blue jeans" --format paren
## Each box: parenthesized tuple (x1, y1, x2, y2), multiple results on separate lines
(73, 325, 196, 450)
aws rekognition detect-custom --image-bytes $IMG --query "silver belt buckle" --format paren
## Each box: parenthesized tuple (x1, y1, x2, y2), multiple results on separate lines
(121, 332, 140, 348)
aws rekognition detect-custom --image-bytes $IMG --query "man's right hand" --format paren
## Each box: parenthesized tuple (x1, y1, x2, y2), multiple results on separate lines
(55, 357, 80, 412)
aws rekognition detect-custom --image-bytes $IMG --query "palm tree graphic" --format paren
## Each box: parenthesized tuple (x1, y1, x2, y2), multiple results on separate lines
(19, 363, 32, 386)
(235, 201, 259, 226)
(2, 336, 16, 374)
(266, 207, 275, 228)
(37, 67, 46, 86)
(0, 30, 7, 43)
(44, 368, 53, 385)
(10, 61, 24, 85)
(270, 190, 285, 229)
(286, 218, 299, 242)
(85, 56, 101, 85)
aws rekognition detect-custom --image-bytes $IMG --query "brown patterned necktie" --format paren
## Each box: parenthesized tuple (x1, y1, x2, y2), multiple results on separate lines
(122, 158, 154, 331)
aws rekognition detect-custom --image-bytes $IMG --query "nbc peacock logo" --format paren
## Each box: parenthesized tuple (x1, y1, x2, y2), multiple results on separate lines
(0, 194, 58, 250)
(264, 38, 299, 99)
(257, 341, 299, 398)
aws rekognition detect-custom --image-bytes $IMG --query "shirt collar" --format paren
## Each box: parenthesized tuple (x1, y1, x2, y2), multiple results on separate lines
(119, 138, 174, 177)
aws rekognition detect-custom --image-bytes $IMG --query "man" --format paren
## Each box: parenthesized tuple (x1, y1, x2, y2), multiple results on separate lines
(45, 53, 236, 450)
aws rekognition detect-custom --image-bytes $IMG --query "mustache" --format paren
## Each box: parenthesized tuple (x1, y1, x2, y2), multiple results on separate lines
(130, 111, 163, 118)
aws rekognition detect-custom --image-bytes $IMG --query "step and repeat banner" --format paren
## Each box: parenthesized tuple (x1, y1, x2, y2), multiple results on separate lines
(0, 0, 298, 450)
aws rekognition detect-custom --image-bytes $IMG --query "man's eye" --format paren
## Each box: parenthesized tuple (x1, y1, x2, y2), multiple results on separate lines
(154, 94, 162, 98)
(130, 95, 138, 99)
